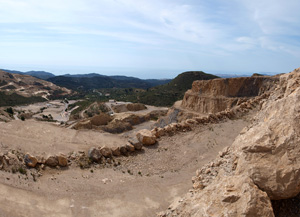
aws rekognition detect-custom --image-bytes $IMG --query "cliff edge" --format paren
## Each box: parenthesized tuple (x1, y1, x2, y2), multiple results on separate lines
(160, 68, 300, 216)
(182, 76, 278, 113)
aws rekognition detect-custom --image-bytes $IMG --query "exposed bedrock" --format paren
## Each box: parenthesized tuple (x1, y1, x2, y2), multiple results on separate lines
(182, 76, 278, 113)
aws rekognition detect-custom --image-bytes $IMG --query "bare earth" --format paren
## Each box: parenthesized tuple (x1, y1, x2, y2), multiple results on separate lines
(0, 117, 250, 216)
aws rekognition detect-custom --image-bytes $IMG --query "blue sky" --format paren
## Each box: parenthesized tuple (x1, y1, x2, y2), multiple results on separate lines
(0, 0, 300, 78)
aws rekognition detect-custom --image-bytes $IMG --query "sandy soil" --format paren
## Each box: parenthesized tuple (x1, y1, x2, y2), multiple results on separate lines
(0, 115, 250, 216)
(0, 120, 127, 155)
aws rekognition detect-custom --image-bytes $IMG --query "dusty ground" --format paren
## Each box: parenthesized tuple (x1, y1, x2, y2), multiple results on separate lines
(0, 113, 250, 216)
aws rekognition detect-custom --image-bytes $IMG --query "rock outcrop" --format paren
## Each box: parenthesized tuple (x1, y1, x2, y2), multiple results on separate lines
(182, 76, 278, 113)
(137, 129, 156, 145)
(160, 68, 300, 216)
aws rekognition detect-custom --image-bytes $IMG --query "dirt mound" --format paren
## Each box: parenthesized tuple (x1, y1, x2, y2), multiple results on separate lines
(90, 113, 112, 126)
(126, 103, 147, 111)
(112, 103, 146, 113)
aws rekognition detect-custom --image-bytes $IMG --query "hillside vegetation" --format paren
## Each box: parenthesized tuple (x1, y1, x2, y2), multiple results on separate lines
(47, 74, 171, 90)
(123, 71, 219, 106)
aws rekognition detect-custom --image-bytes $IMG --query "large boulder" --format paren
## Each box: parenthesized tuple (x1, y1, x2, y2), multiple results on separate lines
(161, 175, 274, 217)
(88, 147, 102, 162)
(136, 129, 156, 146)
(24, 153, 38, 168)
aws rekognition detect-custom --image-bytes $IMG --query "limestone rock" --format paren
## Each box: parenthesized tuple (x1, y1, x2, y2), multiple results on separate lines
(45, 155, 58, 167)
(111, 147, 121, 156)
(162, 175, 274, 217)
(88, 147, 102, 162)
(100, 146, 112, 158)
(57, 154, 68, 167)
(136, 129, 156, 145)
(119, 146, 128, 156)
(128, 138, 143, 150)
(125, 143, 135, 152)
(181, 76, 278, 113)
(231, 70, 300, 200)
(24, 153, 38, 168)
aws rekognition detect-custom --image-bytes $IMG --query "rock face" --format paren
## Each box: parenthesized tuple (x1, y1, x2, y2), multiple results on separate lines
(182, 76, 278, 113)
(136, 129, 156, 145)
(161, 68, 300, 216)
(162, 175, 274, 217)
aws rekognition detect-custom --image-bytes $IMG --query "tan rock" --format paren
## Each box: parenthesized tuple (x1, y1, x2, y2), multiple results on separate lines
(57, 154, 68, 167)
(136, 129, 156, 145)
(119, 146, 128, 156)
(88, 147, 102, 162)
(125, 143, 135, 152)
(128, 138, 143, 150)
(24, 153, 38, 168)
(111, 147, 121, 156)
(100, 146, 112, 158)
(45, 155, 58, 167)
(163, 175, 274, 217)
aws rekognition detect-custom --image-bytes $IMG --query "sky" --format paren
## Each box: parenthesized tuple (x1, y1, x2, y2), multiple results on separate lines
(0, 0, 300, 79)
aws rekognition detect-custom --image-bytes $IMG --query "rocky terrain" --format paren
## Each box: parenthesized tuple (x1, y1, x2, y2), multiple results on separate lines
(1, 67, 300, 216)
(182, 75, 278, 113)
(160, 68, 300, 216)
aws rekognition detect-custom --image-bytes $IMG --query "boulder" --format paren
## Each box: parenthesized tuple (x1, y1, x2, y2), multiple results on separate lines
(45, 155, 58, 167)
(88, 147, 102, 162)
(119, 146, 128, 156)
(24, 153, 38, 168)
(136, 129, 156, 145)
(57, 154, 68, 167)
(128, 138, 143, 150)
(125, 143, 135, 152)
(100, 146, 112, 158)
(111, 147, 121, 156)
(161, 175, 274, 217)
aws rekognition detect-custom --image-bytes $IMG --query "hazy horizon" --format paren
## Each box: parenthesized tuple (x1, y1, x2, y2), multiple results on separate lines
(1, 65, 281, 79)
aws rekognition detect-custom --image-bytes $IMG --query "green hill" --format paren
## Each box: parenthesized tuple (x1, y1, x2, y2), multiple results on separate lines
(134, 71, 219, 106)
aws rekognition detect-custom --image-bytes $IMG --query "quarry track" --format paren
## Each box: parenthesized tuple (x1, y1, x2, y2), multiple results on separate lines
(0, 115, 250, 216)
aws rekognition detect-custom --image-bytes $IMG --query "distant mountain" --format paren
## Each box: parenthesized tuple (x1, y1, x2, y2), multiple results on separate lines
(62, 73, 106, 78)
(24, 71, 55, 80)
(48, 74, 171, 90)
(1, 69, 55, 80)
